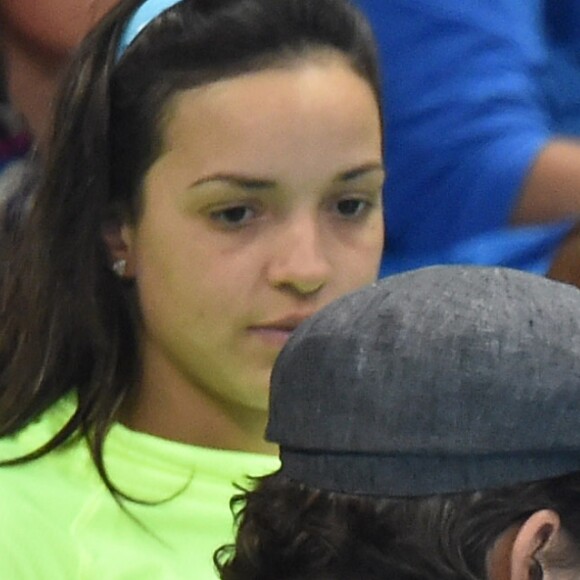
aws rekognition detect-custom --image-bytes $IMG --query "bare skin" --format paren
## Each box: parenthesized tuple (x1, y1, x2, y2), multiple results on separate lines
(486, 509, 575, 580)
(512, 139, 580, 226)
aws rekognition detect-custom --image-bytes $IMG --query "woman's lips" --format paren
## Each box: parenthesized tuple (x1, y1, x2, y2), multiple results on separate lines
(248, 314, 314, 347)
(248, 326, 296, 347)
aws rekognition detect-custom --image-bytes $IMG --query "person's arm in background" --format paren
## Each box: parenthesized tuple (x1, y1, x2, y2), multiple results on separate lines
(513, 139, 580, 224)
(356, 0, 580, 256)
(516, 0, 580, 224)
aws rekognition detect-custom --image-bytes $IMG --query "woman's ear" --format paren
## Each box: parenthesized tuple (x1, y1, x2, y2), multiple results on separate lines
(102, 219, 136, 279)
(508, 509, 560, 580)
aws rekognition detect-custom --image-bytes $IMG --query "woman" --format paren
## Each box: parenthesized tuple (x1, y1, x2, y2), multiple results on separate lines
(219, 266, 580, 579)
(0, 0, 385, 577)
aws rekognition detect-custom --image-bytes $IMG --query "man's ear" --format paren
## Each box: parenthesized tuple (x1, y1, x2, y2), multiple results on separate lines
(102, 219, 136, 278)
(508, 510, 560, 580)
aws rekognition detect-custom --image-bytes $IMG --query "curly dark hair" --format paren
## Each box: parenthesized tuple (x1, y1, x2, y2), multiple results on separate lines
(215, 471, 580, 580)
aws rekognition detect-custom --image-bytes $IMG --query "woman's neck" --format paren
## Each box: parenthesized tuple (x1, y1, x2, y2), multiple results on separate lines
(121, 388, 275, 455)
(119, 347, 276, 455)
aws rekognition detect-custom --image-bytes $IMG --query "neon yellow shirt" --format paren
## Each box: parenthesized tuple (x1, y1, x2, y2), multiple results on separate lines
(0, 397, 278, 579)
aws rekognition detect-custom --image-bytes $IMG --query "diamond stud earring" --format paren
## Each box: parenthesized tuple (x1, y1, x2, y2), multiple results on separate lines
(112, 259, 127, 277)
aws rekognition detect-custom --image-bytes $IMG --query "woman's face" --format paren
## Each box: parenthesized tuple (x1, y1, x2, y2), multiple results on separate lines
(123, 54, 384, 418)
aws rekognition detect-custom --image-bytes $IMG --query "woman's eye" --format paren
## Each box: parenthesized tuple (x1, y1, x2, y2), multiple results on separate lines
(210, 205, 257, 227)
(335, 198, 370, 218)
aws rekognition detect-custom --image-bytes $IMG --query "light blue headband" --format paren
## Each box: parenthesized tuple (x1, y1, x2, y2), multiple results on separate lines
(116, 0, 183, 61)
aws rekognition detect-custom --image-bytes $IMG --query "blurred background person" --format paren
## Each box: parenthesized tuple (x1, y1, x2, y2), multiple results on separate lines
(0, 46, 29, 203)
(0, 0, 120, 144)
(355, 0, 580, 287)
(0, 0, 119, 207)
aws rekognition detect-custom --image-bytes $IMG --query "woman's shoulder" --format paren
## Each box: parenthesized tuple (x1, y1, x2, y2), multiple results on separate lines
(0, 394, 80, 463)
(0, 482, 81, 577)
(0, 396, 99, 517)
(0, 440, 83, 578)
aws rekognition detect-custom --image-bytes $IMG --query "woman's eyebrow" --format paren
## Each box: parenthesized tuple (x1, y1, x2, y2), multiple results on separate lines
(188, 163, 385, 190)
(335, 162, 385, 183)
(190, 174, 277, 190)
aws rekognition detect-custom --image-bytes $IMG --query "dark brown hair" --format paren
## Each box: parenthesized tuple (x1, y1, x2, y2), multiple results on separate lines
(216, 472, 580, 579)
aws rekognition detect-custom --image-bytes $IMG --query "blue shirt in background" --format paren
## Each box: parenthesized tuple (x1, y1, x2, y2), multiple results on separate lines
(355, 0, 580, 277)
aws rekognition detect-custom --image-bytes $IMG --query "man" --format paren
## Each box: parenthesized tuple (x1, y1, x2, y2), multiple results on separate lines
(219, 266, 580, 579)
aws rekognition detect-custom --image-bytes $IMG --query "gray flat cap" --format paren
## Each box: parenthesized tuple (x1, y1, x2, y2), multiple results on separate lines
(267, 266, 580, 496)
